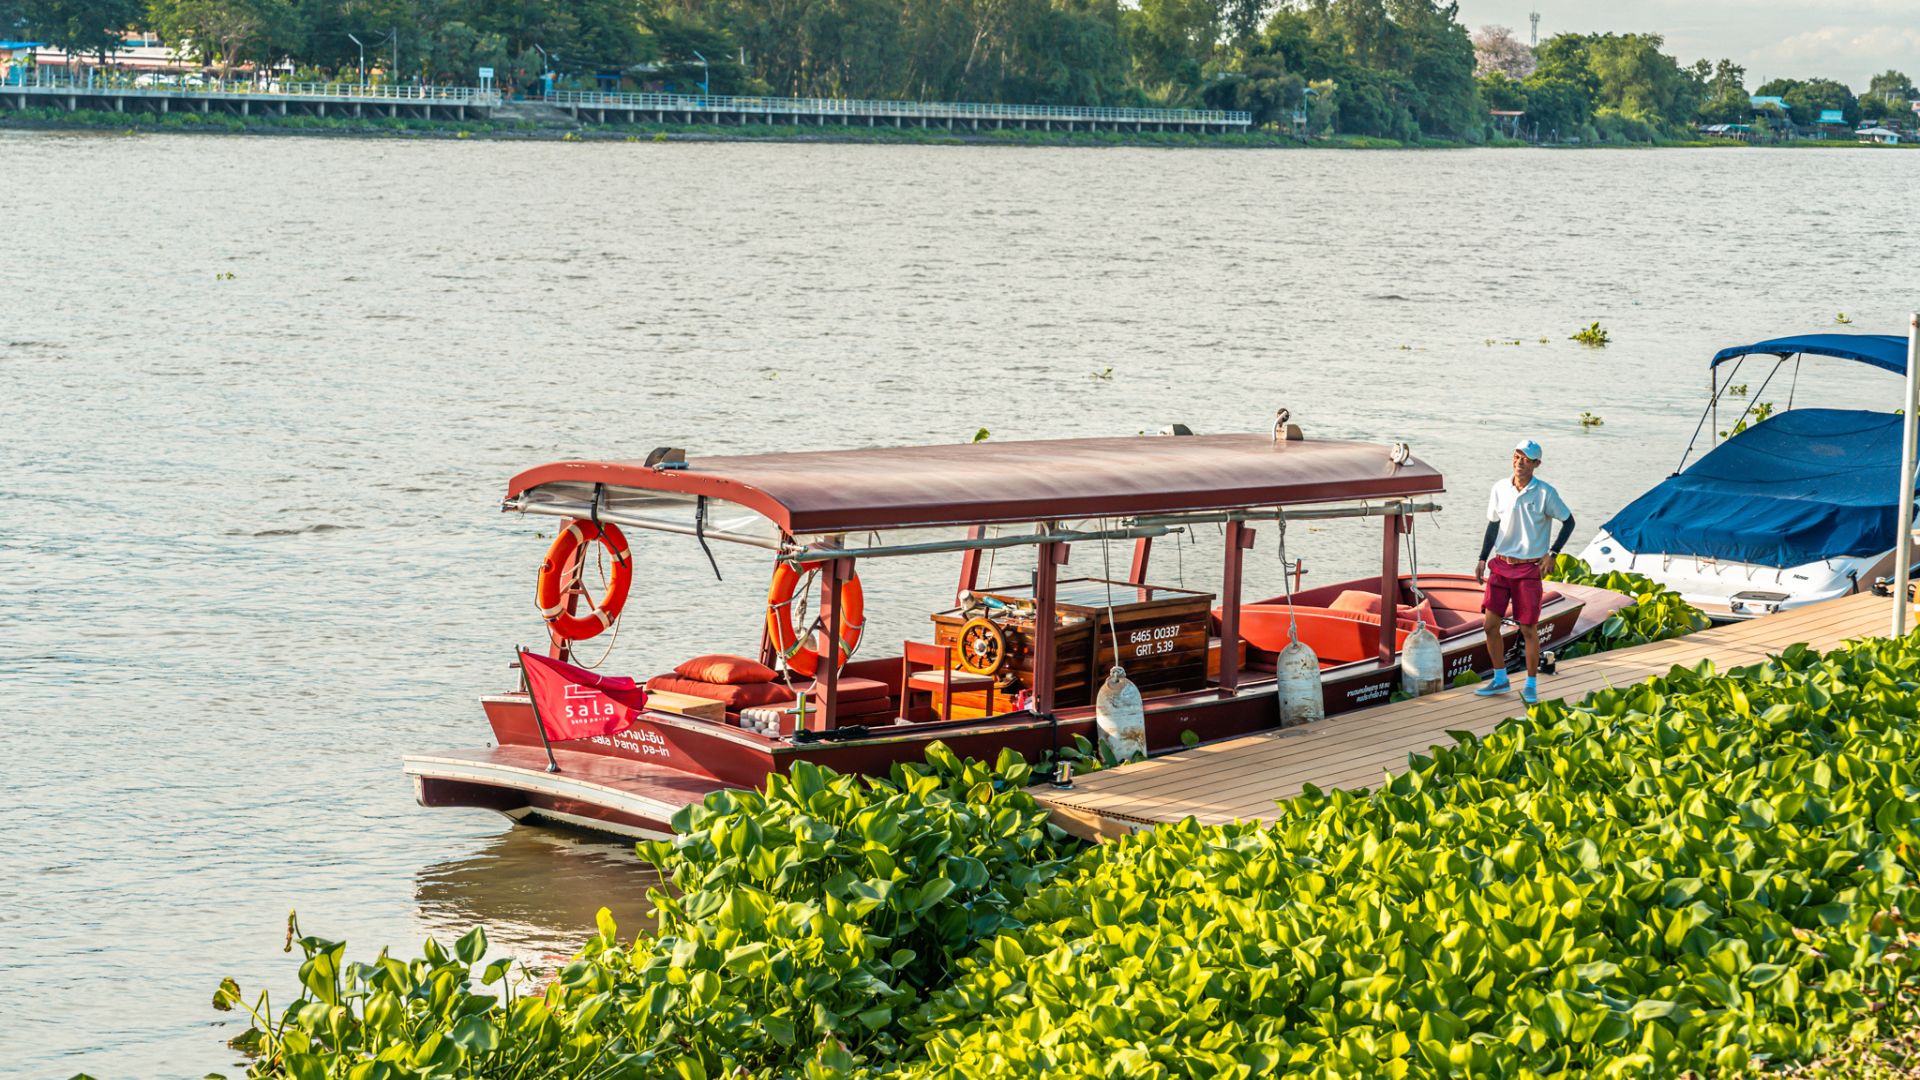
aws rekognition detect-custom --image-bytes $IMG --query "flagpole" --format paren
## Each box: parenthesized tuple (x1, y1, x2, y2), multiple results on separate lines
(518, 649, 562, 773)
(1895, 314, 1920, 638)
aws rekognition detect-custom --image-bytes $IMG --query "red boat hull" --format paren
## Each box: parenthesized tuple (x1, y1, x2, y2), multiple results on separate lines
(406, 575, 1629, 838)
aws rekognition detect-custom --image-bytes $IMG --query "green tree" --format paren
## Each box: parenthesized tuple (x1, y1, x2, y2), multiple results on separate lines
(1124, 0, 1223, 89)
(1529, 31, 1703, 134)
(1758, 75, 1856, 125)
(1391, 0, 1474, 135)
(1476, 69, 1522, 110)
(147, 0, 299, 77)
(1021, 0, 1133, 105)
(1201, 49, 1301, 125)
(1518, 71, 1588, 138)
(562, 0, 642, 76)
(1692, 57, 1747, 124)
(419, 19, 508, 83)
(643, 3, 746, 93)
(1868, 69, 1913, 96)
(18, 0, 143, 64)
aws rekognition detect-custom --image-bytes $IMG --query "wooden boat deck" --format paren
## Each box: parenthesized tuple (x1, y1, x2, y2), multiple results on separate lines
(1036, 592, 1897, 841)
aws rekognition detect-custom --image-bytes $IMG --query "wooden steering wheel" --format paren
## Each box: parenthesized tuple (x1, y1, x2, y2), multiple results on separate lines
(956, 616, 1007, 675)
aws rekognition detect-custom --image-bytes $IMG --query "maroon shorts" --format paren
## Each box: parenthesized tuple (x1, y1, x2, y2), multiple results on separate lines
(1483, 557, 1543, 625)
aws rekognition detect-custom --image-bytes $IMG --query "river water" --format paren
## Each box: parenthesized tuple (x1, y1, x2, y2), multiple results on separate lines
(2, 132, 1914, 1076)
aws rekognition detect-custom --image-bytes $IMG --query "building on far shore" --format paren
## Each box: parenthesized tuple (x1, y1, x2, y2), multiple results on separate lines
(1857, 126, 1902, 145)
(23, 33, 191, 76)
(1, 39, 42, 84)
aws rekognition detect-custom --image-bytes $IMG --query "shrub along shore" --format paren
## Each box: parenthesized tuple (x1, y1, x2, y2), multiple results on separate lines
(212, 574, 1920, 1078)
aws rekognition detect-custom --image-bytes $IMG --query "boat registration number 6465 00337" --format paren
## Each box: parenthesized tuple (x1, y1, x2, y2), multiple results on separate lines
(1129, 624, 1182, 658)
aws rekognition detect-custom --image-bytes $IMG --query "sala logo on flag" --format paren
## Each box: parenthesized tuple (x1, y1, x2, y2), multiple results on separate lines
(563, 684, 623, 723)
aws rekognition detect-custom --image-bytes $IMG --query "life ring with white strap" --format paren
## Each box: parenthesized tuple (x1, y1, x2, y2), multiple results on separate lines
(536, 519, 633, 641)
(766, 559, 864, 677)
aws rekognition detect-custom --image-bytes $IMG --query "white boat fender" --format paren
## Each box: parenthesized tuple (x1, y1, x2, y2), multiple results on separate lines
(1276, 639, 1325, 726)
(1400, 619, 1444, 697)
(1094, 666, 1148, 762)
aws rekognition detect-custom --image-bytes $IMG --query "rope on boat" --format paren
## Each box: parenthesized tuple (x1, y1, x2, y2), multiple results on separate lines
(571, 529, 623, 670)
(1277, 510, 1300, 645)
(1098, 518, 1121, 661)
(1405, 502, 1427, 605)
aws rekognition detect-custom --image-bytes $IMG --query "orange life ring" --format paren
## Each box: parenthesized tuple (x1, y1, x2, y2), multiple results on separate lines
(766, 559, 864, 677)
(536, 519, 633, 641)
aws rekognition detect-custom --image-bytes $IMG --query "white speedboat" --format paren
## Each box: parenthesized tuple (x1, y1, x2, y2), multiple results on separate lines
(1583, 333, 1918, 620)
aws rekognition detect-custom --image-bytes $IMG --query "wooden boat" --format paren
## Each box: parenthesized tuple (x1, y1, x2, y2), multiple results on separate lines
(405, 429, 1633, 839)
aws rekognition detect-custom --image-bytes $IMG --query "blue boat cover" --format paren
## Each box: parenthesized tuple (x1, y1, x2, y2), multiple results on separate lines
(1603, 408, 1915, 567)
(1710, 333, 1908, 375)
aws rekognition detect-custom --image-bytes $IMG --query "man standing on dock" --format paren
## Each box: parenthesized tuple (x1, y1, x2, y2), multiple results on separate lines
(1475, 438, 1575, 704)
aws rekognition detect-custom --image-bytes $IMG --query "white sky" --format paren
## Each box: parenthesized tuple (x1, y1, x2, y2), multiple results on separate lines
(1454, 0, 1920, 90)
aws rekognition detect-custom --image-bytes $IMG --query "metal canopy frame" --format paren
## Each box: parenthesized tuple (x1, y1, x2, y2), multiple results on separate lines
(507, 436, 1452, 731)
(507, 487, 1443, 562)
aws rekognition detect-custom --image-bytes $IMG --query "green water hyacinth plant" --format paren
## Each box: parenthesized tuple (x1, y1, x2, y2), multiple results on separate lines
(901, 634, 1920, 1078)
(214, 746, 1071, 1079)
(1546, 553, 1711, 659)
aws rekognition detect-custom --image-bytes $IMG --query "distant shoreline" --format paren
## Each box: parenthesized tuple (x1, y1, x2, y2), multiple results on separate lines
(3, 109, 1913, 150)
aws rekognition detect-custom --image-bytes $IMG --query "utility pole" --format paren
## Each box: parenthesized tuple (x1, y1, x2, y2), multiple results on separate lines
(692, 49, 709, 96)
(346, 32, 365, 88)
(1529, 11, 1540, 47)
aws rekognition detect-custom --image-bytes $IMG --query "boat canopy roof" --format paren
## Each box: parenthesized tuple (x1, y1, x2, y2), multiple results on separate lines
(1710, 333, 1908, 375)
(1601, 408, 1916, 568)
(508, 434, 1443, 535)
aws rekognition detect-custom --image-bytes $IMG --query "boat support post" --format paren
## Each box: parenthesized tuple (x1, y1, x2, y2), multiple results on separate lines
(1032, 533, 1067, 715)
(1217, 522, 1255, 693)
(1378, 506, 1404, 668)
(1895, 313, 1920, 637)
(1129, 536, 1153, 585)
(819, 555, 852, 730)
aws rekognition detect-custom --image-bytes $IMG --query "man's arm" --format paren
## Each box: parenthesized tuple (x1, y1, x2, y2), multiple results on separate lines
(1477, 521, 1498, 582)
(1545, 513, 1577, 569)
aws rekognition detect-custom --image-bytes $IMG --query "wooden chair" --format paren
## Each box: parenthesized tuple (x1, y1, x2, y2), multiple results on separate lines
(902, 641, 996, 721)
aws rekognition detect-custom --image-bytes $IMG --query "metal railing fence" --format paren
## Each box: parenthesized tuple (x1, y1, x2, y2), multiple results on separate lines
(544, 89, 1249, 125)
(6, 70, 499, 104)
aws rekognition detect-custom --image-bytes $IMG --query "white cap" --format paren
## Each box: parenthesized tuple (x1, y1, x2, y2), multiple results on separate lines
(1515, 438, 1542, 461)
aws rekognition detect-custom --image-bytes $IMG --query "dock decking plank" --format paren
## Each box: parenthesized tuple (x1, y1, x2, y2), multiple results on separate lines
(1037, 594, 1893, 839)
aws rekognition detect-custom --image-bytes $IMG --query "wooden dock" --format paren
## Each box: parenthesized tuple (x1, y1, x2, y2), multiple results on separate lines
(1037, 592, 1897, 842)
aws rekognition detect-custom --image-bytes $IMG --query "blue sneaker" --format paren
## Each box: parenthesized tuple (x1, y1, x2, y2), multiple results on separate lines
(1474, 675, 1511, 697)
(1522, 679, 1539, 705)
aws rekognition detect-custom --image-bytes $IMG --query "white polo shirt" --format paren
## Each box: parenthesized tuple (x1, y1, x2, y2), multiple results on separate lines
(1487, 477, 1571, 560)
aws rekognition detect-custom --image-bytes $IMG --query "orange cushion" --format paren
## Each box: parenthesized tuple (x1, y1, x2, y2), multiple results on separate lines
(675, 654, 779, 685)
(1331, 591, 1438, 628)
(835, 697, 896, 719)
(799, 676, 890, 703)
(1330, 590, 1380, 614)
(646, 675, 795, 710)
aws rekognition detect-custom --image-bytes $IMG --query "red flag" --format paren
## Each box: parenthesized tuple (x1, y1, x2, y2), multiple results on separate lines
(520, 650, 645, 742)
